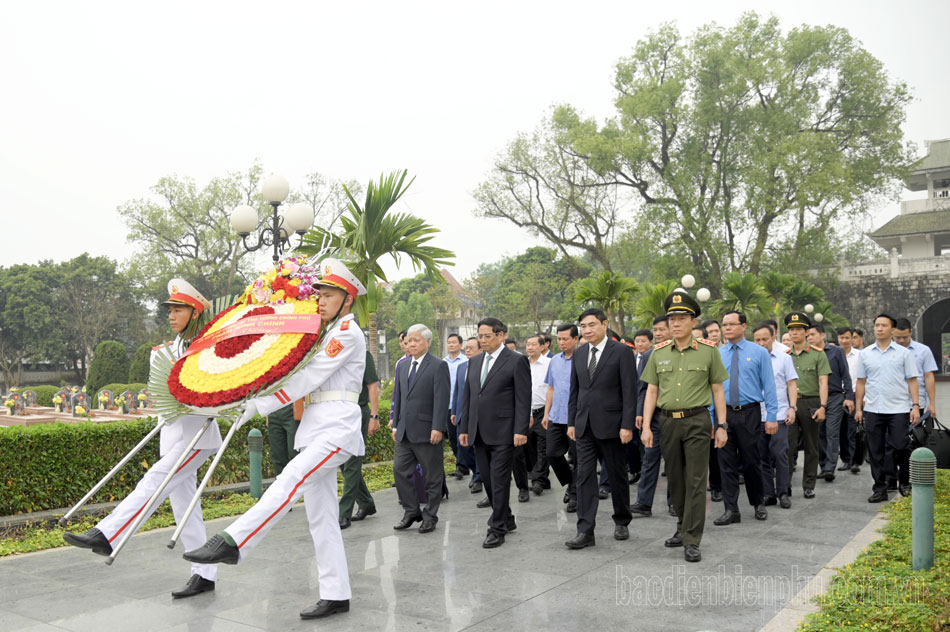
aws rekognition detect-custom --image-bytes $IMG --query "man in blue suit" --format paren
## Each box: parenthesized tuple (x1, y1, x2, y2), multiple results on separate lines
(451, 337, 481, 492)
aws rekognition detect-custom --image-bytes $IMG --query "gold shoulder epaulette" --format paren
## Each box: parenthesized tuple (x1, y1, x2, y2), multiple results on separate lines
(697, 338, 717, 347)
(152, 340, 174, 350)
(654, 340, 673, 350)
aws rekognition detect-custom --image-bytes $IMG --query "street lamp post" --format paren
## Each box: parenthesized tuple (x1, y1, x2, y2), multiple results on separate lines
(229, 175, 315, 264)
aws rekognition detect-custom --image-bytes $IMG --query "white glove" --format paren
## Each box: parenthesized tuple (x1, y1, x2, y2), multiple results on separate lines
(236, 401, 260, 428)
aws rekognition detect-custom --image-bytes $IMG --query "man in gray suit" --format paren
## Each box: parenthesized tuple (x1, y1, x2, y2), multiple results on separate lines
(391, 324, 451, 534)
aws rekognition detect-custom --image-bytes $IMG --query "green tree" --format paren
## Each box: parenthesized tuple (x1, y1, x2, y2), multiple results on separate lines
(395, 293, 438, 355)
(573, 270, 640, 335)
(301, 170, 455, 366)
(0, 264, 63, 388)
(86, 340, 131, 396)
(633, 280, 679, 330)
(129, 343, 152, 383)
(711, 272, 773, 323)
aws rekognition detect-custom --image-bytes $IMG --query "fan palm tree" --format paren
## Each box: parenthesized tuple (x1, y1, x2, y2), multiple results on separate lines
(633, 280, 678, 330)
(299, 170, 455, 364)
(780, 278, 826, 315)
(573, 270, 640, 335)
(711, 272, 772, 323)
(760, 270, 796, 325)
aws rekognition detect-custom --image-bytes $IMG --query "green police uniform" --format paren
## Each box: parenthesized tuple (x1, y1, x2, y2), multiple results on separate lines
(267, 403, 299, 476)
(786, 332, 832, 493)
(641, 291, 729, 552)
(339, 350, 379, 521)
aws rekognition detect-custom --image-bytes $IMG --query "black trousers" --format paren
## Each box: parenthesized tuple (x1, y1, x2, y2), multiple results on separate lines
(393, 440, 445, 522)
(545, 423, 576, 494)
(788, 396, 822, 491)
(574, 431, 631, 535)
(866, 411, 910, 494)
(718, 404, 765, 511)
(473, 435, 515, 536)
(528, 408, 551, 486)
(708, 438, 722, 492)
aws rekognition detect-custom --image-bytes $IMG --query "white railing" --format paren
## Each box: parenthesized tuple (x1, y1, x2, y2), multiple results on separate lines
(901, 197, 950, 215)
(828, 255, 950, 280)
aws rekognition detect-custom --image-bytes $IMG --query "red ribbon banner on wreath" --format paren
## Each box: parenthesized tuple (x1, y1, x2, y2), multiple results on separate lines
(181, 314, 322, 358)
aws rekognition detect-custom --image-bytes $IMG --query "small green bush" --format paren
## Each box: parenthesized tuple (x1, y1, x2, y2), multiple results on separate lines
(86, 341, 131, 397)
(128, 343, 152, 383)
(20, 385, 60, 407)
(95, 383, 147, 407)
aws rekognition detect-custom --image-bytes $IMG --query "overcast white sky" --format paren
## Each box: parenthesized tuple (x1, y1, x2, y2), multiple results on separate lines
(1, 1, 947, 283)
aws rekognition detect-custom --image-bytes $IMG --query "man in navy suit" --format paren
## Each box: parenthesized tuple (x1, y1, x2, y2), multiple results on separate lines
(459, 317, 531, 549)
(451, 337, 481, 492)
(566, 308, 637, 549)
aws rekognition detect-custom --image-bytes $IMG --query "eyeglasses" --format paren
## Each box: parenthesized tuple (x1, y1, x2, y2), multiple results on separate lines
(477, 333, 499, 340)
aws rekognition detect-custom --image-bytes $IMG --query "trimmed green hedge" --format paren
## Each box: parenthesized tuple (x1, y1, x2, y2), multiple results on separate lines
(129, 343, 151, 383)
(86, 341, 130, 397)
(95, 383, 147, 407)
(20, 385, 60, 407)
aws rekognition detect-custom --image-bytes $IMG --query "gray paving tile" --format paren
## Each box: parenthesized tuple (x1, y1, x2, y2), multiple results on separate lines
(50, 600, 197, 632)
(0, 608, 49, 632)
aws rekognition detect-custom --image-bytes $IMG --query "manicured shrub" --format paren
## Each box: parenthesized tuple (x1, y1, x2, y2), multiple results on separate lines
(20, 385, 60, 407)
(128, 343, 152, 383)
(85, 341, 130, 397)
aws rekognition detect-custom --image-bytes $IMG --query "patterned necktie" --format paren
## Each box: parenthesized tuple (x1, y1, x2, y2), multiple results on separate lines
(480, 354, 492, 387)
(408, 360, 418, 388)
(730, 344, 740, 406)
(588, 346, 599, 381)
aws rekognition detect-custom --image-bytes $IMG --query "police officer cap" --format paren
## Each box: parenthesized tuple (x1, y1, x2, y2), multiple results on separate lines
(162, 278, 212, 314)
(784, 312, 812, 329)
(315, 258, 367, 297)
(664, 291, 701, 318)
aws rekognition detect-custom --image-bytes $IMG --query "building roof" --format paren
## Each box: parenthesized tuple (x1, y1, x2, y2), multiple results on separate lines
(870, 209, 950, 238)
(906, 139, 950, 190)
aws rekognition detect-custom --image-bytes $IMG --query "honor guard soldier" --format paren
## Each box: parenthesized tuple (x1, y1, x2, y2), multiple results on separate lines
(65, 279, 223, 599)
(184, 258, 367, 620)
(783, 312, 831, 499)
(640, 291, 729, 563)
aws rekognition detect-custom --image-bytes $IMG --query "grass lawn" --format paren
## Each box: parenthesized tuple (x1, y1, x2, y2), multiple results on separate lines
(798, 469, 950, 632)
(0, 453, 458, 557)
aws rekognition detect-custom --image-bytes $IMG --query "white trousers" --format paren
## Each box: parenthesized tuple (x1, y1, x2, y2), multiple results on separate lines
(98, 445, 218, 581)
(224, 441, 352, 600)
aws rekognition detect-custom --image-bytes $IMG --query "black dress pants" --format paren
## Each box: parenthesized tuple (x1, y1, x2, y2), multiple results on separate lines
(474, 435, 515, 536)
(718, 404, 765, 511)
(574, 431, 631, 535)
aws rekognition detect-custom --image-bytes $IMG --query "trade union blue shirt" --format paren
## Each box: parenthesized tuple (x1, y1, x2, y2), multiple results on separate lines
(719, 338, 779, 422)
(544, 351, 574, 425)
(856, 341, 919, 414)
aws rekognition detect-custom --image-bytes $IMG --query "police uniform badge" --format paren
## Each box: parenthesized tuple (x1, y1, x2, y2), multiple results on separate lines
(340, 320, 350, 331)
(326, 338, 344, 357)
(672, 295, 682, 304)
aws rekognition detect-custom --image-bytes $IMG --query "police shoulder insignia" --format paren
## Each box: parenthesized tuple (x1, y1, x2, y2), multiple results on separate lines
(152, 340, 174, 350)
(654, 340, 673, 350)
(340, 320, 350, 331)
(697, 338, 717, 347)
(326, 338, 344, 357)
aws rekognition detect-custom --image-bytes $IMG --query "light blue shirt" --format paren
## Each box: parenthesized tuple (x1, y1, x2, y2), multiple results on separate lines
(443, 353, 468, 409)
(719, 338, 779, 422)
(907, 339, 938, 408)
(856, 341, 919, 414)
(544, 352, 573, 425)
(763, 348, 798, 422)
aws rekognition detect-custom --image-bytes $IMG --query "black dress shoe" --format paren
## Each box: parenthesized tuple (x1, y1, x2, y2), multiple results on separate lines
(868, 491, 889, 503)
(483, 532, 505, 548)
(518, 489, 530, 503)
(668, 505, 677, 517)
(183, 534, 240, 565)
(754, 505, 767, 521)
(339, 516, 351, 530)
(684, 544, 701, 563)
(63, 527, 112, 556)
(823, 471, 836, 482)
(628, 471, 641, 485)
(562, 490, 571, 503)
(664, 531, 683, 548)
(351, 506, 377, 521)
(476, 497, 491, 508)
(598, 489, 609, 500)
(470, 481, 483, 494)
(531, 481, 544, 496)
(714, 510, 741, 526)
(393, 513, 423, 530)
(778, 494, 791, 509)
(851, 464, 861, 474)
(171, 574, 215, 599)
(838, 462, 852, 471)
(710, 490, 723, 502)
(566, 499, 577, 513)
(899, 485, 911, 497)
(738, 474, 745, 485)
(453, 470, 464, 480)
(614, 525, 629, 540)
(762, 496, 777, 506)
(506, 516, 517, 532)
(630, 503, 652, 517)
(419, 519, 436, 533)
(565, 533, 596, 549)
(803, 489, 815, 499)
(886, 480, 898, 491)
(300, 599, 350, 619)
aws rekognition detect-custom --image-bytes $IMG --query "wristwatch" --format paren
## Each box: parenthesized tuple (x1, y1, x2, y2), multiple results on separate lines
(789, 405, 797, 410)
(818, 404, 827, 410)
(370, 414, 379, 419)
(716, 422, 728, 431)
(912, 403, 920, 408)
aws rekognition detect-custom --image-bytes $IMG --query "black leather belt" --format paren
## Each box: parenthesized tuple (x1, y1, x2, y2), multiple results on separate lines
(659, 406, 707, 420)
(730, 402, 761, 412)
(532, 407, 545, 415)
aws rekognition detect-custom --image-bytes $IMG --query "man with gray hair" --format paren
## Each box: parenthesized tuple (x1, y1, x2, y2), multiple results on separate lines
(391, 324, 451, 533)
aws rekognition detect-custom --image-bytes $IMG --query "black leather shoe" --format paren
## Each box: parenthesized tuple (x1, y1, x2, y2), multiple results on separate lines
(714, 510, 741, 526)
(823, 471, 836, 482)
(476, 497, 491, 508)
(628, 471, 641, 485)
(393, 513, 423, 530)
(566, 499, 577, 513)
(300, 599, 349, 619)
(803, 489, 815, 499)
(851, 464, 861, 474)
(518, 489, 530, 503)
(470, 481, 483, 494)
(351, 506, 377, 521)
(171, 574, 215, 599)
(738, 474, 745, 485)
(664, 531, 683, 548)
(483, 532, 505, 548)
(762, 496, 777, 506)
(899, 485, 911, 497)
(183, 534, 239, 565)
(598, 489, 609, 500)
(754, 505, 767, 521)
(63, 528, 112, 557)
(565, 533, 596, 549)
(339, 516, 351, 530)
(562, 491, 571, 503)
(710, 490, 723, 502)
(886, 480, 898, 491)
(531, 481, 544, 496)
(838, 462, 851, 471)
(778, 494, 791, 509)
(453, 470, 464, 480)
(506, 516, 517, 532)
(668, 505, 677, 517)
(630, 503, 652, 517)
(684, 544, 701, 563)
(418, 519, 436, 533)
(614, 525, 629, 541)
(868, 492, 889, 503)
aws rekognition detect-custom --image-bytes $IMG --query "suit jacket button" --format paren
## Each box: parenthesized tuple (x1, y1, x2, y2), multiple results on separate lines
(478, 394, 482, 398)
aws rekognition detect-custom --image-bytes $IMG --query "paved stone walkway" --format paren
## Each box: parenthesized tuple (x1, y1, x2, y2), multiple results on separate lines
(1, 461, 886, 632)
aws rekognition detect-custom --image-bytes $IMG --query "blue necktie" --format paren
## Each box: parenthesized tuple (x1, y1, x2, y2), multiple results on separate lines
(730, 344, 740, 406)
(408, 360, 418, 388)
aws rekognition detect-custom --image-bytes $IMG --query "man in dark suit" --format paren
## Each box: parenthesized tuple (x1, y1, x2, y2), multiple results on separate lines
(392, 324, 451, 534)
(459, 317, 531, 549)
(566, 308, 637, 549)
(451, 337, 481, 493)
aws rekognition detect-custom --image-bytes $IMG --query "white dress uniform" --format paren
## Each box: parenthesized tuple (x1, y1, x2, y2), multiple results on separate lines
(97, 335, 223, 581)
(223, 312, 366, 600)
